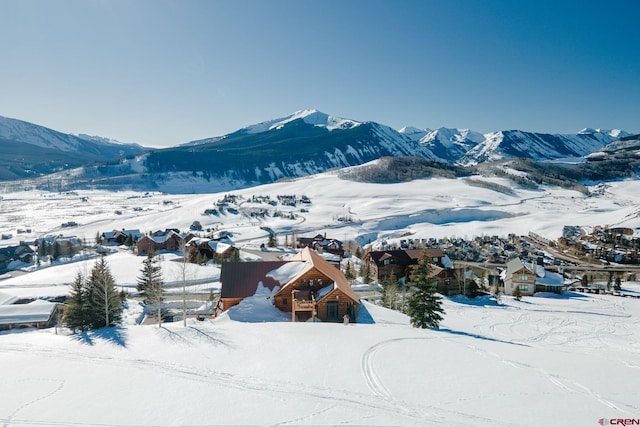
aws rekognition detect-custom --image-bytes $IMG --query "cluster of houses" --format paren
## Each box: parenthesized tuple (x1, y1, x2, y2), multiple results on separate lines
(379, 234, 535, 265)
(0, 235, 84, 272)
(558, 225, 640, 264)
(0, 222, 580, 330)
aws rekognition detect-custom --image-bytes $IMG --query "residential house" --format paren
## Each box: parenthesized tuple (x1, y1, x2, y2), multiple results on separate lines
(0, 244, 36, 271)
(187, 236, 239, 263)
(296, 234, 345, 257)
(136, 230, 195, 255)
(101, 229, 143, 246)
(365, 248, 460, 294)
(220, 247, 360, 322)
(502, 258, 566, 296)
(0, 293, 60, 330)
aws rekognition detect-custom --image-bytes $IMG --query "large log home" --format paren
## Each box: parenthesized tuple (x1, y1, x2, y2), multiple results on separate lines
(220, 247, 360, 322)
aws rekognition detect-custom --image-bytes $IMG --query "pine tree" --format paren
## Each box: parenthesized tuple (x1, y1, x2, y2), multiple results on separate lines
(137, 252, 164, 327)
(267, 232, 278, 248)
(405, 250, 445, 329)
(63, 272, 89, 332)
(86, 256, 122, 329)
(344, 262, 355, 280)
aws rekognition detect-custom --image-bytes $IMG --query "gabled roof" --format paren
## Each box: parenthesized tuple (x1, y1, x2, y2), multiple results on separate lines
(281, 248, 359, 302)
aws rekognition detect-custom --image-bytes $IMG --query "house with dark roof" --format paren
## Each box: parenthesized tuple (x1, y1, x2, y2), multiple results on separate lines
(365, 248, 460, 295)
(136, 230, 195, 255)
(101, 229, 143, 246)
(220, 247, 360, 322)
(296, 234, 344, 257)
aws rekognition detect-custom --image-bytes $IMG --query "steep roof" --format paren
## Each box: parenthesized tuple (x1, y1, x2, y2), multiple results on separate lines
(283, 248, 359, 303)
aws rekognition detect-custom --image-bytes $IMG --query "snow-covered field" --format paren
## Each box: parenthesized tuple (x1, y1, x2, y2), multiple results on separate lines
(1, 292, 639, 426)
(1, 171, 640, 425)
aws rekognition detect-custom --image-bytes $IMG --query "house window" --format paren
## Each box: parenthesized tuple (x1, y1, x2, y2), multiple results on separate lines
(432, 257, 439, 263)
(383, 259, 395, 265)
(518, 275, 529, 281)
(519, 285, 529, 292)
(282, 298, 288, 306)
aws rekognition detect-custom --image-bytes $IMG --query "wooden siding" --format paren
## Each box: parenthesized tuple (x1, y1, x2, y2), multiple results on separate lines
(221, 297, 244, 311)
(316, 289, 357, 322)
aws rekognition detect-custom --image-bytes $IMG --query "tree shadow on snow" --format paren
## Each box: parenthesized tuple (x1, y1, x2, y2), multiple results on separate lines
(434, 328, 529, 347)
(71, 326, 127, 347)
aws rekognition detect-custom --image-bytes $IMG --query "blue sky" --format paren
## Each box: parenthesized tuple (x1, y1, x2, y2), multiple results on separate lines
(0, 0, 638, 147)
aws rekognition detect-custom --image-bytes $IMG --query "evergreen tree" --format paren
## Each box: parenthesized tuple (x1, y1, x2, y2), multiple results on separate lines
(344, 261, 355, 280)
(267, 232, 278, 248)
(95, 231, 102, 246)
(124, 233, 134, 248)
(63, 272, 89, 332)
(86, 256, 122, 329)
(137, 252, 164, 327)
(405, 251, 445, 329)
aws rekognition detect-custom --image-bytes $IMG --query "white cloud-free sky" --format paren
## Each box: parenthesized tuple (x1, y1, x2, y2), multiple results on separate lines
(1, 0, 638, 147)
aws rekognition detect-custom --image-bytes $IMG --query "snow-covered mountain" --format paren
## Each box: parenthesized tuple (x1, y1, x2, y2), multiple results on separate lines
(148, 109, 439, 184)
(418, 127, 486, 163)
(0, 115, 148, 180)
(458, 128, 631, 165)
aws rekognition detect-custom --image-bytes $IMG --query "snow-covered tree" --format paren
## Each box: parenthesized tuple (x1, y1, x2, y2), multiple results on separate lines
(405, 251, 445, 329)
(137, 252, 164, 327)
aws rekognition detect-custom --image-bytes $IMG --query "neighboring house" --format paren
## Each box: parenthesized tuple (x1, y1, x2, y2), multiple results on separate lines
(0, 244, 36, 271)
(502, 258, 566, 296)
(187, 236, 239, 263)
(136, 230, 195, 255)
(296, 234, 345, 257)
(101, 229, 143, 245)
(220, 247, 360, 322)
(0, 297, 60, 330)
(365, 248, 460, 295)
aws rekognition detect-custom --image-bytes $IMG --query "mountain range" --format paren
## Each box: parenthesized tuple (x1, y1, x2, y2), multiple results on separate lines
(0, 110, 636, 189)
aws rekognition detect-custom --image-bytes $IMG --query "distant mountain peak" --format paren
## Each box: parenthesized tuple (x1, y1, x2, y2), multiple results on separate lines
(240, 109, 362, 135)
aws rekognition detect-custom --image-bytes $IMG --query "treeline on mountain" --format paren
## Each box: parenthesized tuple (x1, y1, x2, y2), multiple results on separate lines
(0, 139, 93, 180)
(340, 156, 473, 183)
(144, 120, 384, 181)
(342, 155, 639, 194)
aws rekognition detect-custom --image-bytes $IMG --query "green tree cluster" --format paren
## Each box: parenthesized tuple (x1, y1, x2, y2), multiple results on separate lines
(63, 256, 123, 331)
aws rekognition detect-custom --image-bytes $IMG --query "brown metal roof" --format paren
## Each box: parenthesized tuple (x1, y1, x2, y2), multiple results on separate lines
(220, 261, 288, 299)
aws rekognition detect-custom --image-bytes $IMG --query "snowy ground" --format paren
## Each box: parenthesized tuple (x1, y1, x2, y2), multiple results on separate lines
(1, 172, 640, 425)
(1, 291, 639, 426)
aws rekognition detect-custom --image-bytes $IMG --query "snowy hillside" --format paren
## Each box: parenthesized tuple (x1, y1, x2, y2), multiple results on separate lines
(0, 170, 640, 425)
(0, 115, 144, 155)
(459, 128, 630, 165)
